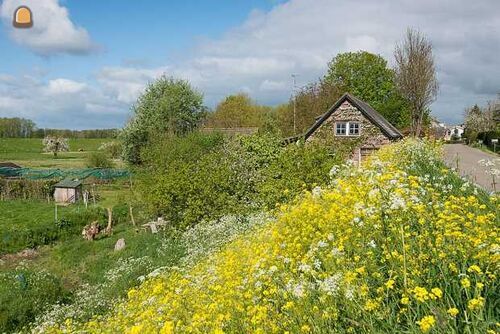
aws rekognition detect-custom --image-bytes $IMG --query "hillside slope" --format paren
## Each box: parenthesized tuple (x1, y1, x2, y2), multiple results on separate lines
(45, 140, 499, 334)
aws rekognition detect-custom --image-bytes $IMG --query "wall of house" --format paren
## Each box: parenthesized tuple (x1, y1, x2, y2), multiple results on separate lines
(54, 187, 77, 203)
(307, 100, 392, 160)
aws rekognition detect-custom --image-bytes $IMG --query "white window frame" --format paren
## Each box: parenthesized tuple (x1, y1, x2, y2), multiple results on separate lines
(335, 121, 360, 136)
(335, 122, 347, 136)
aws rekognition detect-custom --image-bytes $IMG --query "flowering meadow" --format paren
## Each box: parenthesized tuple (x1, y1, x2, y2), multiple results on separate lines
(49, 139, 498, 333)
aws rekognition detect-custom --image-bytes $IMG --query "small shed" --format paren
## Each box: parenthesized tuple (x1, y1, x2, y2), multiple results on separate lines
(54, 179, 82, 204)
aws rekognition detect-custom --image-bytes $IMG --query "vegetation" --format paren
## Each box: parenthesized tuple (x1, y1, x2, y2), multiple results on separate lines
(138, 132, 348, 229)
(394, 28, 439, 137)
(0, 138, 115, 168)
(42, 136, 70, 158)
(324, 51, 409, 128)
(50, 139, 498, 333)
(121, 76, 207, 164)
(86, 152, 115, 168)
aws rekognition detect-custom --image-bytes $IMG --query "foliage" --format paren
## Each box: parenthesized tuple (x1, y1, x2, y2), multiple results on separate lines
(86, 152, 115, 168)
(121, 76, 207, 164)
(42, 136, 70, 158)
(0, 117, 35, 138)
(0, 269, 68, 333)
(98, 141, 122, 159)
(464, 104, 497, 143)
(257, 141, 347, 208)
(0, 178, 56, 201)
(324, 51, 410, 128)
(205, 93, 273, 129)
(394, 28, 439, 137)
(55, 139, 498, 334)
(278, 79, 341, 137)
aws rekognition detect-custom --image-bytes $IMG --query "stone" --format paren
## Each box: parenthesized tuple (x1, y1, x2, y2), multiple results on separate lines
(114, 238, 126, 251)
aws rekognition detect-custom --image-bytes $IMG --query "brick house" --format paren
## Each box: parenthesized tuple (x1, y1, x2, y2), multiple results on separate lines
(286, 93, 403, 162)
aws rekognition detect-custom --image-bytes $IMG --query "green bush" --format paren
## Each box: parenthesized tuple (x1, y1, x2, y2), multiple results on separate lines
(138, 132, 351, 228)
(0, 269, 69, 333)
(86, 152, 115, 168)
(98, 141, 122, 159)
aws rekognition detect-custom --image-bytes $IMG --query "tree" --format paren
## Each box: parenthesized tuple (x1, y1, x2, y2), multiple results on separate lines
(324, 51, 409, 128)
(278, 79, 341, 137)
(464, 103, 497, 143)
(394, 28, 439, 137)
(121, 76, 206, 164)
(205, 93, 272, 129)
(42, 136, 69, 157)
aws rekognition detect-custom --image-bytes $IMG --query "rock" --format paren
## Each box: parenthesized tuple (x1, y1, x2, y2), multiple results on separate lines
(114, 238, 126, 251)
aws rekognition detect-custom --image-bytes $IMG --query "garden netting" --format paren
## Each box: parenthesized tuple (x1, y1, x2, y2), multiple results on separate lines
(0, 167, 131, 180)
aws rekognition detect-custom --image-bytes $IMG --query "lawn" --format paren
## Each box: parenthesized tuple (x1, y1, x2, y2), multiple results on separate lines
(0, 138, 119, 168)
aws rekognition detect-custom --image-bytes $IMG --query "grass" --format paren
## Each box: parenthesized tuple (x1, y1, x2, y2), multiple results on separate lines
(0, 138, 122, 168)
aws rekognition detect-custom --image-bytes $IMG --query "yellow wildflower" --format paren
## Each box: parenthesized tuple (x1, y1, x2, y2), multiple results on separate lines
(447, 308, 459, 317)
(468, 297, 485, 311)
(417, 315, 436, 333)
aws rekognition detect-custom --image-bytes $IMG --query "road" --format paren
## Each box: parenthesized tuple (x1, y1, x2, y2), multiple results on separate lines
(443, 144, 499, 193)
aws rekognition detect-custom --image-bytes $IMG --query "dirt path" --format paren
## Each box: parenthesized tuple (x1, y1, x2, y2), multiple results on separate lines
(443, 144, 499, 193)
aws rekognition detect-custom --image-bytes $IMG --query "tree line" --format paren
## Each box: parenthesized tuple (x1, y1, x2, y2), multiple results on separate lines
(0, 118, 118, 138)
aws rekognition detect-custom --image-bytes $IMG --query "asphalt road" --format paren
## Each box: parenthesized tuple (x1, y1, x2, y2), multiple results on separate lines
(443, 144, 499, 193)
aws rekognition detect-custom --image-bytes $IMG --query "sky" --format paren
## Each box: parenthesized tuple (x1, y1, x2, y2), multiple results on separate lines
(0, 0, 499, 129)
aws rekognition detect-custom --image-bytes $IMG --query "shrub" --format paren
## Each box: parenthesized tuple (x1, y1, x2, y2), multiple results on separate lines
(98, 141, 122, 159)
(86, 152, 115, 168)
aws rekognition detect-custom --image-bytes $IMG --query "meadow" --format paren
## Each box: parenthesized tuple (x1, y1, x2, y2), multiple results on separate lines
(0, 138, 117, 168)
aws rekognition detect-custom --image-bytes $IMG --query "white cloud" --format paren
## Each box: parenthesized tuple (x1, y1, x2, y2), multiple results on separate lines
(0, 0, 95, 55)
(46, 78, 87, 95)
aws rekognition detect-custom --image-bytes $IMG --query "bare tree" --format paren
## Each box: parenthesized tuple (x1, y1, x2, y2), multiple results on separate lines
(394, 28, 438, 137)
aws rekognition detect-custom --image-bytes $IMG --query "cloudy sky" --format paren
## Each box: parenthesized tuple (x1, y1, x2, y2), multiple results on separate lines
(0, 0, 499, 129)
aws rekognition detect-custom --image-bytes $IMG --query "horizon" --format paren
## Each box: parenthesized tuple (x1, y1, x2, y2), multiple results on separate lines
(0, 0, 499, 130)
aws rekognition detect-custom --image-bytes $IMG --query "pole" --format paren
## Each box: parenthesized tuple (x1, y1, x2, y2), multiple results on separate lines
(291, 74, 298, 135)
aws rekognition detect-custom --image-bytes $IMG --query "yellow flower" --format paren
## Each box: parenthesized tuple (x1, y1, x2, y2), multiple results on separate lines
(385, 279, 395, 289)
(467, 265, 482, 274)
(160, 321, 174, 334)
(401, 297, 410, 305)
(476, 282, 484, 290)
(431, 288, 442, 299)
(468, 297, 485, 311)
(301, 324, 311, 332)
(447, 308, 459, 317)
(413, 287, 429, 303)
(417, 315, 436, 333)
(461, 278, 471, 289)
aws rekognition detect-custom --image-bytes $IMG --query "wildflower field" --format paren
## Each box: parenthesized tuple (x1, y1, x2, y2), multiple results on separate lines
(49, 140, 499, 333)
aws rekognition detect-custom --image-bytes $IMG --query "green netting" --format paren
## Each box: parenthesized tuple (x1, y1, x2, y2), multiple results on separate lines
(0, 167, 131, 180)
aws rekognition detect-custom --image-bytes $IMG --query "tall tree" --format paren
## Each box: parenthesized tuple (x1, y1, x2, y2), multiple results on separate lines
(394, 28, 439, 137)
(205, 93, 270, 128)
(324, 51, 409, 128)
(121, 76, 206, 164)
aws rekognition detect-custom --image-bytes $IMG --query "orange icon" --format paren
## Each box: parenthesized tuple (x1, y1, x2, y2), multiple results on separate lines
(13, 6, 33, 28)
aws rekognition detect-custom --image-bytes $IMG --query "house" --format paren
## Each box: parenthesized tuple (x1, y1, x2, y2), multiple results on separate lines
(444, 125, 464, 141)
(285, 93, 403, 162)
(53, 179, 83, 204)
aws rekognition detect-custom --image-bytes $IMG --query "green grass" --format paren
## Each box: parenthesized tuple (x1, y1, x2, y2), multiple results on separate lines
(0, 138, 121, 168)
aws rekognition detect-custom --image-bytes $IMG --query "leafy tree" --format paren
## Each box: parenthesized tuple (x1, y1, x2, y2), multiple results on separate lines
(121, 76, 206, 164)
(278, 79, 341, 137)
(394, 28, 438, 136)
(205, 93, 272, 129)
(42, 136, 69, 157)
(324, 51, 409, 128)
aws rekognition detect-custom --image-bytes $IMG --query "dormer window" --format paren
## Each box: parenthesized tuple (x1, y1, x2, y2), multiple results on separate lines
(335, 121, 360, 136)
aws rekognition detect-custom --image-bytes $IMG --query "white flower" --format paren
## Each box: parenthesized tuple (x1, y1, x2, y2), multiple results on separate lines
(318, 274, 342, 296)
(317, 240, 328, 248)
(292, 283, 305, 298)
(368, 240, 376, 248)
(298, 263, 312, 273)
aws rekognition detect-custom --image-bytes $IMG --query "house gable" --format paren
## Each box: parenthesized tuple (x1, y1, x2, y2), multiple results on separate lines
(305, 93, 403, 141)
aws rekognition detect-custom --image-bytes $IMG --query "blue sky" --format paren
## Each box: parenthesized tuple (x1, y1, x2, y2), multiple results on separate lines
(0, 0, 499, 129)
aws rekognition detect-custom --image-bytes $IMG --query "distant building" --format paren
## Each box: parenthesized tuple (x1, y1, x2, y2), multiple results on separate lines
(444, 125, 464, 141)
(53, 179, 82, 204)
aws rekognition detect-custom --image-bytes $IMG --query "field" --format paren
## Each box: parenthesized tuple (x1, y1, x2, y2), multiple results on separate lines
(0, 138, 120, 168)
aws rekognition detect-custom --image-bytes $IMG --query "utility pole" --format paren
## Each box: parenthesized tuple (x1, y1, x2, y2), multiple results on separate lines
(291, 74, 298, 135)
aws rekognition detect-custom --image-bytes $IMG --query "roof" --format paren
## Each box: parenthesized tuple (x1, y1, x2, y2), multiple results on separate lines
(0, 162, 21, 168)
(54, 178, 82, 188)
(304, 93, 403, 140)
